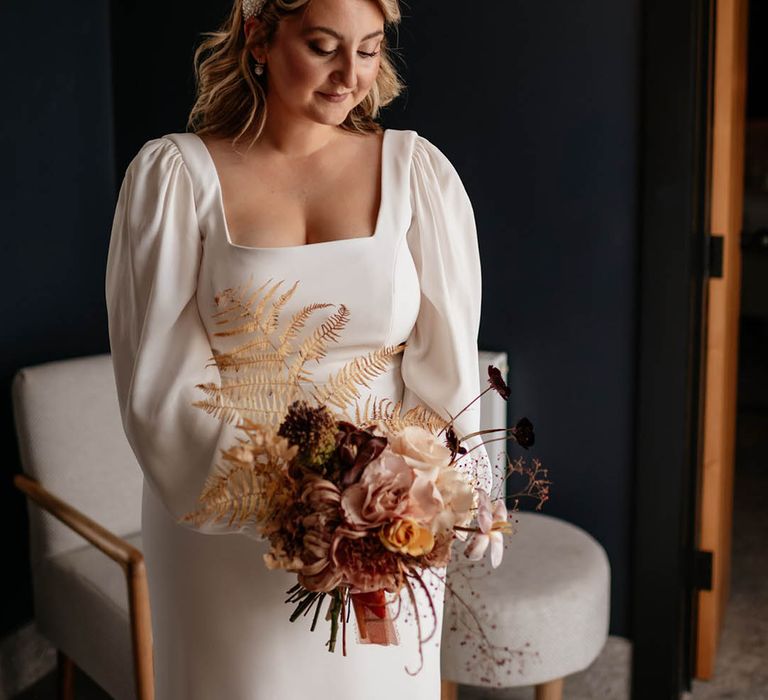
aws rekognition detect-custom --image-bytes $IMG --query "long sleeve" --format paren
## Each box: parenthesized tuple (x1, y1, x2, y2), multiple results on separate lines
(400, 135, 493, 495)
(105, 138, 257, 537)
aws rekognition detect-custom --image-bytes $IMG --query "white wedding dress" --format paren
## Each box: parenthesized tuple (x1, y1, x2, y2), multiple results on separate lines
(105, 127, 490, 700)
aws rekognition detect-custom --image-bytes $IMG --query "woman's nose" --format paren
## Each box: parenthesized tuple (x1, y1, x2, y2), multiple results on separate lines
(332, 51, 357, 88)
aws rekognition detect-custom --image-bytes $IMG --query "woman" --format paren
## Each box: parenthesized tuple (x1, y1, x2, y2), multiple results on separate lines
(105, 0, 490, 697)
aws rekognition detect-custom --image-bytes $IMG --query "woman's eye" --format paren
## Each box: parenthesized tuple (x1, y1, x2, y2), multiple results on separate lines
(309, 44, 334, 56)
(308, 44, 380, 58)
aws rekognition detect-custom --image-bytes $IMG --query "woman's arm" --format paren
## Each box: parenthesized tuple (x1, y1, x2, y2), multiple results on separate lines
(105, 137, 259, 537)
(400, 135, 493, 496)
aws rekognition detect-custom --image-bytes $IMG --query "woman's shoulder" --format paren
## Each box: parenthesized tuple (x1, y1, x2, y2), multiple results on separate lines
(131, 131, 215, 167)
(393, 129, 465, 189)
(123, 132, 219, 196)
(125, 134, 187, 179)
(386, 127, 429, 154)
(383, 128, 458, 179)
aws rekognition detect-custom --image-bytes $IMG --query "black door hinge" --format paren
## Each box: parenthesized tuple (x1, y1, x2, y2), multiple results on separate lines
(694, 549, 713, 590)
(708, 234, 724, 278)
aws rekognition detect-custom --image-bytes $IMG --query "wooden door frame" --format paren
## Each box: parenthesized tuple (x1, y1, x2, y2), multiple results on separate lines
(695, 0, 748, 679)
(631, 0, 715, 697)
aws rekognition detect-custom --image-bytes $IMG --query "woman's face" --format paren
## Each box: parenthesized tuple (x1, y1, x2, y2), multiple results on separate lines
(247, 0, 385, 126)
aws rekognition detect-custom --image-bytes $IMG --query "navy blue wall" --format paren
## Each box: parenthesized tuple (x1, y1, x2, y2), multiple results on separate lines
(2, 0, 638, 639)
(1, 0, 115, 635)
(386, 1, 639, 634)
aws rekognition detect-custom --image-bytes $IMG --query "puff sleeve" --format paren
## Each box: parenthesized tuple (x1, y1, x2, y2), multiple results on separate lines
(105, 138, 257, 537)
(400, 135, 493, 495)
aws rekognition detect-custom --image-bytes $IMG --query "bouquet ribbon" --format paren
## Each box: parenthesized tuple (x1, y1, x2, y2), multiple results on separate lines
(350, 590, 398, 646)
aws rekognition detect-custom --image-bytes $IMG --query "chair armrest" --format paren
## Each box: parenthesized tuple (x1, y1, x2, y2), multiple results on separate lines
(13, 472, 143, 571)
(14, 472, 155, 699)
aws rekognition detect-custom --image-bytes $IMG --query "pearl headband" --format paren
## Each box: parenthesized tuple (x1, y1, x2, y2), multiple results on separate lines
(242, 0, 268, 20)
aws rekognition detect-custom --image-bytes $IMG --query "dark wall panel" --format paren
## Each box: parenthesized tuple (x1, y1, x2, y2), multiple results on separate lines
(747, 0, 768, 119)
(111, 0, 233, 178)
(385, 1, 639, 635)
(1, 0, 115, 634)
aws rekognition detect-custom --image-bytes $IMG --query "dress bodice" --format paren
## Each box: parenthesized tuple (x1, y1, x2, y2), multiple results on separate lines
(164, 130, 421, 390)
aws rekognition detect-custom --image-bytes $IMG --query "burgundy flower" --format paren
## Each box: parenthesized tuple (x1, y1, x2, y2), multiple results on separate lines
(488, 365, 510, 401)
(513, 417, 535, 449)
(335, 421, 388, 487)
(444, 425, 467, 461)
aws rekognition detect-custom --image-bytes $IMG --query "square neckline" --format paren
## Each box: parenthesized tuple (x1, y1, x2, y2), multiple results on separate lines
(191, 129, 390, 252)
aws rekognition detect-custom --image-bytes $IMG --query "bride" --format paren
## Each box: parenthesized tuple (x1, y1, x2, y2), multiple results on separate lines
(105, 0, 489, 697)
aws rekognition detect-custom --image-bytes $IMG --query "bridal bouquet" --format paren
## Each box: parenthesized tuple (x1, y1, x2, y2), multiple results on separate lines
(181, 277, 548, 666)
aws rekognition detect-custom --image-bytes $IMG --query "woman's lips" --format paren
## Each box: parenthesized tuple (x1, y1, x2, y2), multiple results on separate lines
(318, 92, 349, 103)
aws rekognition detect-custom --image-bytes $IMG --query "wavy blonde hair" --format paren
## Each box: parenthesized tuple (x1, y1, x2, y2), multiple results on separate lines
(187, 0, 404, 148)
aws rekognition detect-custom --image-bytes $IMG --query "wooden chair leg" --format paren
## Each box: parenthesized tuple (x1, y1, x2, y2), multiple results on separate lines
(535, 677, 564, 700)
(127, 558, 155, 700)
(441, 679, 459, 700)
(57, 649, 76, 700)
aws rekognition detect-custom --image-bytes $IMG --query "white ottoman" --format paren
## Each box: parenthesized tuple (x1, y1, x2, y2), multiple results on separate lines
(440, 512, 611, 700)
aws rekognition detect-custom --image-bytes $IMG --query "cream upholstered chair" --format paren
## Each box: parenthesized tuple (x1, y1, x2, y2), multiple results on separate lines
(12, 354, 153, 700)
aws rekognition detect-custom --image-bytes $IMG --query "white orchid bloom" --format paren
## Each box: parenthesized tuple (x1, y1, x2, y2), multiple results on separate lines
(463, 491, 511, 568)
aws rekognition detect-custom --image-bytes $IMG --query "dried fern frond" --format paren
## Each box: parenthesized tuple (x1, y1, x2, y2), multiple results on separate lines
(292, 304, 351, 368)
(278, 303, 335, 350)
(309, 342, 406, 411)
(195, 278, 443, 435)
(400, 405, 451, 434)
(184, 463, 263, 529)
(187, 276, 467, 535)
(181, 428, 299, 529)
(191, 399, 243, 426)
(211, 349, 286, 374)
(263, 280, 300, 335)
(193, 378, 303, 425)
(212, 278, 272, 323)
(352, 395, 449, 435)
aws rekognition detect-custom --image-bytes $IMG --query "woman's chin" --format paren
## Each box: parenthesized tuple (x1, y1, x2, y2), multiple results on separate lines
(308, 106, 351, 126)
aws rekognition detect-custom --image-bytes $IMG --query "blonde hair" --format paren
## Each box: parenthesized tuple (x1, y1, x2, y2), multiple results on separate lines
(187, 0, 404, 148)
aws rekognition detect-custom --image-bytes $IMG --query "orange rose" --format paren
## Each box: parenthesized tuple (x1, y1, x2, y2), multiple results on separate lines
(379, 518, 435, 556)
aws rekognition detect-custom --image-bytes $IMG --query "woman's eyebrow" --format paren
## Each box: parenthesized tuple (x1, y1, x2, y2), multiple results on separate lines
(301, 26, 384, 41)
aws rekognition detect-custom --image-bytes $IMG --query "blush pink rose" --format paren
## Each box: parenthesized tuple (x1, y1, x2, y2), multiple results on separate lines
(341, 450, 412, 529)
(341, 448, 443, 529)
(387, 425, 452, 482)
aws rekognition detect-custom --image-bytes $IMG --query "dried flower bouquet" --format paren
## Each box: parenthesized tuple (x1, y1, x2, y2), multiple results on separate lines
(181, 278, 548, 668)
